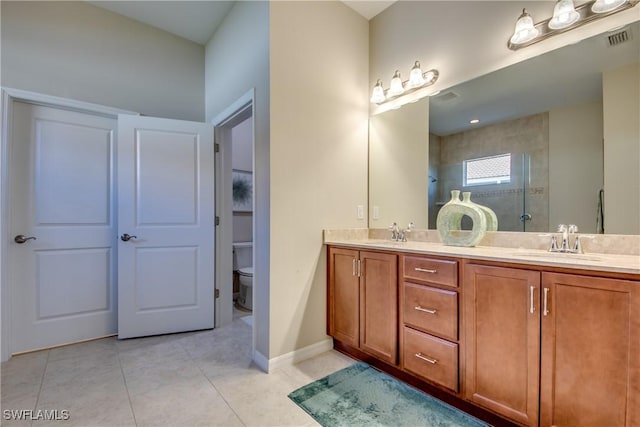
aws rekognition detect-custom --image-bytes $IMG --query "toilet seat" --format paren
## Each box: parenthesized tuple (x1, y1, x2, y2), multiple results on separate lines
(238, 267, 253, 277)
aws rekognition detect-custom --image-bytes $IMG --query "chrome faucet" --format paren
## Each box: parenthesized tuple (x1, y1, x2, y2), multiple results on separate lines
(549, 224, 582, 254)
(390, 222, 414, 242)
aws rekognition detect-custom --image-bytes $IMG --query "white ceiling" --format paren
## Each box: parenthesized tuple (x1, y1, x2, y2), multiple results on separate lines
(87, 1, 236, 45)
(87, 1, 393, 45)
(342, 1, 396, 20)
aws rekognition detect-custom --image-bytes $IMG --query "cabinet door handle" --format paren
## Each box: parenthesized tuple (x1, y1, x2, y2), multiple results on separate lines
(357, 259, 362, 277)
(530, 286, 535, 314)
(352, 259, 356, 276)
(414, 306, 437, 315)
(415, 267, 437, 274)
(543, 287, 550, 316)
(415, 353, 438, 364)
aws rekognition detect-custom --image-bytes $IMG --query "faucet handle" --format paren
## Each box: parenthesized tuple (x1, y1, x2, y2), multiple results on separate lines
(557, 224, 567, 233)
(568, 224, 578, 233)
(389, 222, 399, 241)
(400, 222, 415, 242)
(573, 236, 583, 254)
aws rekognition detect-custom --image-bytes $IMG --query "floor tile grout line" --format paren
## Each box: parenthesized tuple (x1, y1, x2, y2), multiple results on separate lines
(178, 332, 248, 427)
(116, 348, 139, 427)
(30, 349, 50, 427)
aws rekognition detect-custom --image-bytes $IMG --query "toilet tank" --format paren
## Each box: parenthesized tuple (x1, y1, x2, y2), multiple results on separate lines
(232, 241, 253, 271)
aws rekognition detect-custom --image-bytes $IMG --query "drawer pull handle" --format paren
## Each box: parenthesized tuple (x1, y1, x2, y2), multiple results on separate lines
(415, 353, 438, 364)
(415, 267, 437, 274)
(414, 306, 437, 315)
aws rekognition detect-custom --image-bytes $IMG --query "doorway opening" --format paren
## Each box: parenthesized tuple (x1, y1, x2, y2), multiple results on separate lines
(212, 93, 256, 362)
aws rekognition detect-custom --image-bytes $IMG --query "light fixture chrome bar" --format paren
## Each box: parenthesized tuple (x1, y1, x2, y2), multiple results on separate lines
(373, 69, 439, 105)
(507, 0, 639, 50)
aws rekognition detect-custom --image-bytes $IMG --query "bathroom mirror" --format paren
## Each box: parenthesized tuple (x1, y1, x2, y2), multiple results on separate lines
(369, 20, 640, 235)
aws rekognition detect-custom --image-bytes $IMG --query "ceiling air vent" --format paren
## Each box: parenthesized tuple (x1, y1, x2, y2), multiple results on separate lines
(607, 28, 630, 47)
(432, 91, 459, 103)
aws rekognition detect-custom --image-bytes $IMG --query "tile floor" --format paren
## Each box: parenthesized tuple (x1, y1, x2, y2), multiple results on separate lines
(1, 310, 356, 427)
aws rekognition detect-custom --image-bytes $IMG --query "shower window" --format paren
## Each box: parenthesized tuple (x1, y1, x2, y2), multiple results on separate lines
(463, 153, 512, 186)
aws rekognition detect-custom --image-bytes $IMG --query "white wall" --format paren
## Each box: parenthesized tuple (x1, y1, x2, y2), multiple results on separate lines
(232, 118, 254, 172)
(232, 118, 254, 244)
(1, 1, 204, 121)
(549, 102, 604, 233)
(369, 1, 640, 112)
(205, 1, 270, 358)
(603, 63, 640, 235)
(270, 1, 369, 358)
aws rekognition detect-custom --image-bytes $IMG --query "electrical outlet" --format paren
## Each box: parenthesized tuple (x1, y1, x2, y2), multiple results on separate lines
(357, 205, 364, 220)
(373, 206, 380, 220)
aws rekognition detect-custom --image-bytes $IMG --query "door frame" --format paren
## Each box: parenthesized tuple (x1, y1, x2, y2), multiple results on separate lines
(211, 88, 257, 363)
(0, 87, 137, 361)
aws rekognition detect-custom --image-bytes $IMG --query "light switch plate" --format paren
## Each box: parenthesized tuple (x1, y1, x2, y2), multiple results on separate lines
(372, 206, 379, 220)
(357, 205, 364, 220)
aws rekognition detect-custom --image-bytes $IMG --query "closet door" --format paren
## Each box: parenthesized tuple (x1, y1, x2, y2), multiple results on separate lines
(117, 115, 215, 339)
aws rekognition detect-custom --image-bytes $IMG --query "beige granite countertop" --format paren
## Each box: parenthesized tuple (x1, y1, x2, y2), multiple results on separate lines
(324, 230, 640, 276)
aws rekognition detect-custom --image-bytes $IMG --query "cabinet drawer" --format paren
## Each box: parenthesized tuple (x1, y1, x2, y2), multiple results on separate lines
(403, 283, 458, 341)
(403, 327, 458, 392)
(403, 256, 458, 288)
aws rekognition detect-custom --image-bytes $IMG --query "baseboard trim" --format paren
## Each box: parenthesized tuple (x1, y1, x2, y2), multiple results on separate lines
(267, 338, 333, 373)
(253, 349, 269, 373)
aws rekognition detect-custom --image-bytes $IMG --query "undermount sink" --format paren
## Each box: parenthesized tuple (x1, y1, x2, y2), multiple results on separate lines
(511, 252, 604, 262)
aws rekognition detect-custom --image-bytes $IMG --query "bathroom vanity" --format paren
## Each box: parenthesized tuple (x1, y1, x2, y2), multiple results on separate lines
(325, 232, 640, 427)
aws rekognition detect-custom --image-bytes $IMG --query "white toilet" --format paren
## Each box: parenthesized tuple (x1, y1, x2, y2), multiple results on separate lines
(232, 241, 253, 311)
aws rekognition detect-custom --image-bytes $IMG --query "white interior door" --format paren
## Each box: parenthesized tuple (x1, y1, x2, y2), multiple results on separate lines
(117, 114, 215, 339)
(8, 102, 117, 354)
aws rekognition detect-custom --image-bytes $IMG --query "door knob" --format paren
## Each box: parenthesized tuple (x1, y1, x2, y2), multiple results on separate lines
(120, 234, 137, 242)
(14, 235, 37, 244)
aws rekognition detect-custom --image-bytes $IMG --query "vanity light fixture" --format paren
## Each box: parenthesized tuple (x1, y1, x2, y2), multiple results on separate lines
(510, 9, 539, 45)
(548, 0, 580, 30)
(508, 0, 639, 50)
(408, 61, 426, 88)
(388, 70, 405, 96)
(592, 0, 628, 13)
(370, 61, 439, 105)
(370, 79, 386, 103)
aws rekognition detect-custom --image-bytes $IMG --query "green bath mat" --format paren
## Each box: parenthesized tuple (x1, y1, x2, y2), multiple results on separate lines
(288, 362, 489, 427)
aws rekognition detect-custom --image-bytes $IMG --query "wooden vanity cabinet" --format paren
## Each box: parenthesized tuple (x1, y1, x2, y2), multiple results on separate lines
(540, 272, 640, 427)
(327, 247, 360, 348)
(464, 264, 640, 427)
(463, 264, 541, 426)
(327, 246, 398, 364)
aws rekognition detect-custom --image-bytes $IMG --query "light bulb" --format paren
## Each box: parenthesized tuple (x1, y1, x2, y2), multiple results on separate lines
(407, 61, 426, 88)
(388, 70, 405, 97)
(510, 9, 539, 45)
(592, 0, 627, 13)
(549, 0, 580, 29)
(370, 79, 386, 104)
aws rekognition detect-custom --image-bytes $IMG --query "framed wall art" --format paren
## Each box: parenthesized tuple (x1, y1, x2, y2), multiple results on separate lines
(232, 169, 253, 212)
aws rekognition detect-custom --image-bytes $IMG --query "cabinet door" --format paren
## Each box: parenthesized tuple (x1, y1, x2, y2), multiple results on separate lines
(541, 273, 640, 427)
(360, 251, 398, 364)
(328, 247, 360, 348)
(464, 264, 541, 426)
